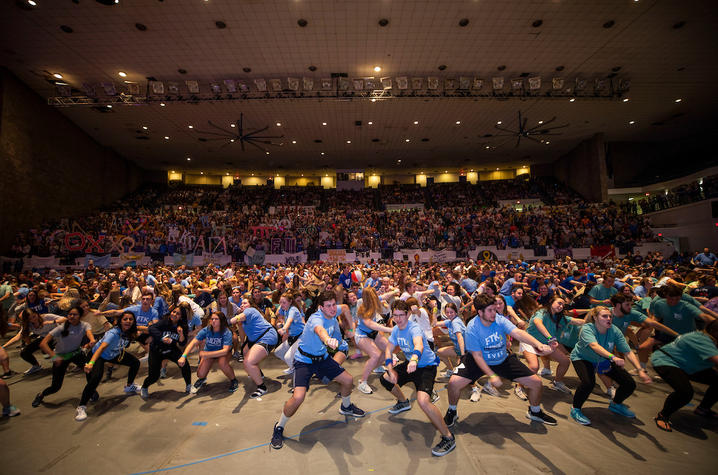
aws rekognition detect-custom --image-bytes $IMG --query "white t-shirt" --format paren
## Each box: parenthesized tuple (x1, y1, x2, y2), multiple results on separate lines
(409, 307, 433, 342)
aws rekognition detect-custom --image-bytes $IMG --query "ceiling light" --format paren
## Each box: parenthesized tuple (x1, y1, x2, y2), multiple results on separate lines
(226, 173, 229, 176)
(545, 141, 550, 144)
(251, 173, 254, 176)
(321, 152, 325, 155)
(371, 98, 377, 102)
(470, 169, 474, 172)
(346, 140, 351, 144)
(445, 170, 448, 173)
(230, 139, 235, 142)
(28, 0, 37, 5)
(106, 105, 112, 108)
(455, 121, 461, 125)
(160, 102, 166, 107)
(569, 98, 576, 102)
(674, 98, 682, 103)
(368, 121, 373, 125)
(188, 125, 193, 129)
(497, 121, 502, 125)
(538, 120, 543, 124)
(53, 73, 63, 79)
(276, 122, 282, 126)
(405, 139, 410, 142)
(496, 168, 499, 171)
(629, 120, 635, 124)
(413, 121, 419, 125)
(622, 98, 630, 102)
(322, 122, 327, 126)
(266, 151, 270, 155)
(292, 140, 297, 144)
(301, 174, 303, 177)
(118, 71, 127, 77)
(230, 124, 235, 127)
(485, 146, 490, 149)
(398, 160, 402, 163)
(200, 172, 203, 175)
(171, 171, 175, 173)
(374, 66, 381, 72)
(187, 157, 191, 161)
(164, 136, 169, 140)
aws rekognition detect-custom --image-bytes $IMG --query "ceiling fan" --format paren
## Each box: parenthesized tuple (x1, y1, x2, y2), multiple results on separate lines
(194, 112, 284, 152)
(492, 111, 569, 147)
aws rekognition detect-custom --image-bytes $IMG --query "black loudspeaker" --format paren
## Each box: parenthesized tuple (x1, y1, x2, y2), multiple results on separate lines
(712, 200, 718, 218)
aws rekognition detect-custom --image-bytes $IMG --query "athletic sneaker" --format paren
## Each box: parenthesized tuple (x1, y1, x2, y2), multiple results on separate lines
(606, 386, 616, 400)
(271, 423, 284, 449)
(339, 403, 366, 417)
(250, 386, 267, 398)
(444, 408, 458, 428)
(608, 402, 635, 418)
(2, 405, 20, 417)
(124, 383, 141, 395)
(185, 384, 192, 394)
(1, 370, 16, 379)
(514, 384, 528, 401)
(24, 365, 42, 375)
(442, 369, 454, 379)
(388, 399, 411, 414)
(483, 381, 499, 397)
(373, 366, 386, 374)
(228, 379, 239, 393)
(570, 408, 591, 425)
(550, 381, 571, 394)
(470, 386, 482, 402)
(431, 435, 456, 457)
(75, 405, 87, 421)
(90, 391, 100, 403)
(233, 351, 243, 362)
(431, 390, 440, 404)
(31, 393, 44, 407)
(539, 368, 553, 377)
(526, 408, 558, 425)
(283, 367, 294, 375)
(190, 378, 206, 394)
(160, 368, 168, 379)
(140, 387, 149, 400)
(357, 380, 373, 394)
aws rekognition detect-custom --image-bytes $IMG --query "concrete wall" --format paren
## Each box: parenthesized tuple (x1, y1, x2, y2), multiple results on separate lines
(0, 69, 144, 252)
(647, 199, 718, 252)
(552, 133, 607, 202)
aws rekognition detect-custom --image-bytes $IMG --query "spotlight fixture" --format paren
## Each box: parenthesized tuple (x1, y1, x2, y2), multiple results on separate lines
(629, 120, 635, 124)
(455, 121, 461, 124)
(188, 125, 193, 129)
(53, 73, 63, 79)
(292, 140, 296, 144)
(413, 121, 419, 125)
(164, 136, 169, 140)
(118, 71, 127, 77)
(28, 0, 37, 5)
(497, 121, 502, 125)
(346, 140, 351, 144)
(276, 122, 282, 126)
(569, 98, 576, 102)
(368, 121, 373, 125)
(674, 98, 682, 103)
(106, 105, 112, 108)
(322, 122, 327, 126)
(374, 66, 381, 72)
(142, 126, 148, 130)
(623, 98, 630, 102)
(187, 157, 191, 161)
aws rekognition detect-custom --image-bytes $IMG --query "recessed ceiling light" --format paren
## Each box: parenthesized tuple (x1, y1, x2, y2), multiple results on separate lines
(532, 19, 543, 28)
(629, 120, 635, 124)
(405, 139, 410, 142)
(497, 121, 502, 125)
(374, 66, 381, 72)
(266, 151, 270, 155)
(413, 121, 419, 125)
(53, 73, 63, 79)
(106, 105, 112, 108)
(28, 0, 37, 5)
(674, 98, 682, 103)
(603, 20, 615, 29)
(171, 171, 175, 173)
(276, 122, 282, 126)
(292, 140, 296, 144)
(545, 141, 550, 144)
(346, 140, 351, 144)
(322, 122, 327, 126)
(301, 174, 303, 177)
(118, 71, 127, 77)
(470, 169, 474, 172)
(164, 136, 169, 140)
(200, 172, 203, 175)
(623, 98, 630, 102)
(60, 25, 74, 33)
(485, 146, 490, 149)
(569, 98, 576, 102)
(496, 168, 499, 170)
(455, 121, 461, 124)
(438, 65, 447, 71)
(187, 157, 191, 161)
(321, 152, 325, 155)
(398, 159, 402, 163)
(378, 18, 389, 27)
(135, 23, 147, 31)
(160, 102, 166, 106)
(230, 139, 235, 142)
(368, 121, 373, 125)
(230, 124, 235, 127)
(226, 173, 229, 176)
(538, 120, 543, 124)
(142, 126, 148, 130)
(371, 98, 377, 102)
(188, 125, 193, 129)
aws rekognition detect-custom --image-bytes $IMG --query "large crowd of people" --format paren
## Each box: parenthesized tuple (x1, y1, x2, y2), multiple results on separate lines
(7, 176, 658, 265)
(1, 249, 716, 455)
(623, 173, 718, 215)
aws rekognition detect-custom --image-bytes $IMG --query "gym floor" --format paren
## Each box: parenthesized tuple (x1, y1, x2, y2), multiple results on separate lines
(1, 343, 715, 475)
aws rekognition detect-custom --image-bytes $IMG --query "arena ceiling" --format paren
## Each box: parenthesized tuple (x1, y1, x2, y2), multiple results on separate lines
(1, 0, 717, 175)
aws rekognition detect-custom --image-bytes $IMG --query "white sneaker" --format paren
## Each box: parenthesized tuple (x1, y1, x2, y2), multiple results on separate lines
(539, 368, 553, 377)
(483, 381, 499, 397)
(550, 380, 571, 394)
(606, 386, 616, 400)
(124, 383, 141, 394)
(514, 384, 528, 401)
(470, 386, 482, 402)
(373, 366, 386, 374)
(357, 380, 373, 394)
(75, 405, 87, 421)
(24, 365, 42, 375)
(442, 369, 454, 379)
(283, 367, 294, 375)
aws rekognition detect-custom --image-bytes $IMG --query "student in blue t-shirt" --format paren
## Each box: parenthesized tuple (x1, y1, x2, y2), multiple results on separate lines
(274, 292, 306, 374)
(179, 311, 237, 394)
(444, 294, 558, 428)
(651, 321, 718, 431)
(230, 301, 279, 398)
(568, 307, 652, 426)
(270, 291, 365, 450)
(433, 302, 466, 379)
(379, 300, 456, 457)
(75, 311, 140, 421)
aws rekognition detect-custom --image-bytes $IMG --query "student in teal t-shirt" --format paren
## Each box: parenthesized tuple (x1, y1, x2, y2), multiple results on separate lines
(588, 273, 618, 307)
(651, 321, 718, 431)
(569, 307, 652, 426)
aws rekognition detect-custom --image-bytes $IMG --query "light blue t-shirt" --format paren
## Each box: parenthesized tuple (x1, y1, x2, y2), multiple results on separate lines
(612, 309, 647, 334)
(388, 321, 437, 368)
(241, 307, 278, 345)
(278, 306, 305, 337)
(295, 311, 339, 364)
(465, 314, 517, 365)
(124, 304, 159, 327)
(195, 326, 233, 351)
(570, 323, 630, 364)
(447, 317, 467, 355)
(650, 331, 718, 374)
(527, 309, 571, 344)
(93, 327, 128, 360)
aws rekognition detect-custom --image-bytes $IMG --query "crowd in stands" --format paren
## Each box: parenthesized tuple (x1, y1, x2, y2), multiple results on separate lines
(7, 177, 658, 262)
(625, 174, 718, 215)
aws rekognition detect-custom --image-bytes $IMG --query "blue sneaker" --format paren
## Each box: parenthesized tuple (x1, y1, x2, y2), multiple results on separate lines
(609, 402, 635, 418)
(570, 408, 591, 425)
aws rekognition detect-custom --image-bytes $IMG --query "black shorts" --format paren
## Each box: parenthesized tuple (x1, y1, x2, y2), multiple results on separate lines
(455, 353, 534, 383)
(392, 361, 437, 395)
(293, 357, 346, 388)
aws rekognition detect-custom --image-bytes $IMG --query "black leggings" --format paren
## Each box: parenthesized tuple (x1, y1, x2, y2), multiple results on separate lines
(20, 336, 55, 366)
(572, 359, 636, 408)
(79, 352, 140, 406)
(40, 351, 88, 397)
(142, 348, 191, 389)
(654, 365, 718, 418)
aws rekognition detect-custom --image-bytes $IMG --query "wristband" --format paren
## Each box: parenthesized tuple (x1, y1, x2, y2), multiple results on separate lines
(384, 358, 393, 367)
(181, 354, 188, 358)
(489, 373, 499, 378)
(87, 361, 94, 366)
(410, 349, 422, 359)
(608, 353, 615, 361)
(572, 309, 578, 317)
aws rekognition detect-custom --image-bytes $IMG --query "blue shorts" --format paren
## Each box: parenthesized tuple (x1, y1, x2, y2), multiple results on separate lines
(293, 357, 345, 388)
